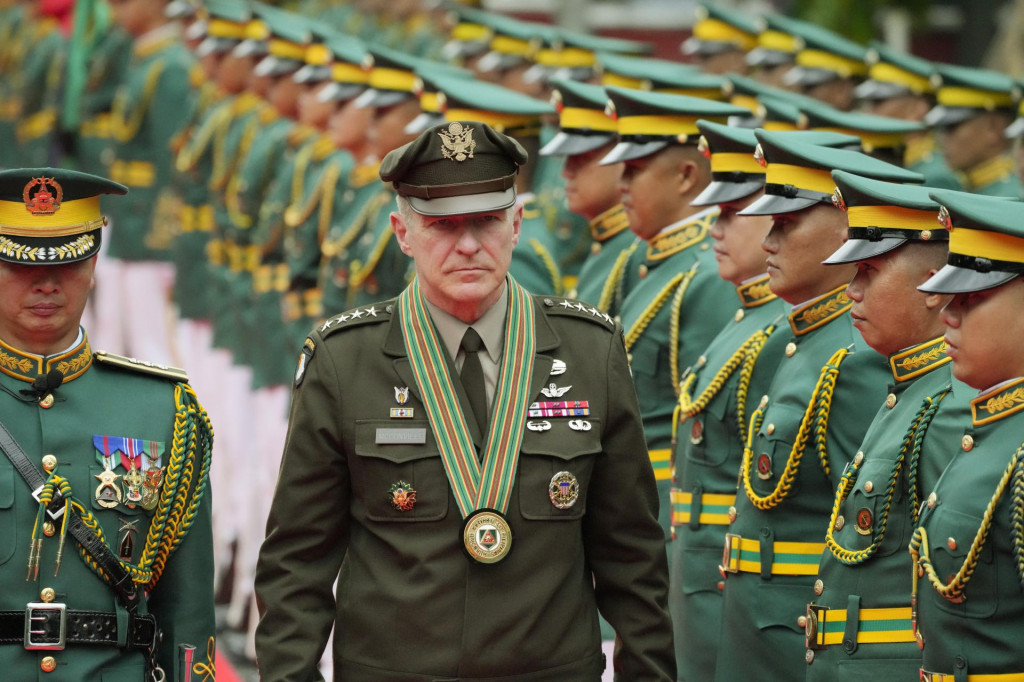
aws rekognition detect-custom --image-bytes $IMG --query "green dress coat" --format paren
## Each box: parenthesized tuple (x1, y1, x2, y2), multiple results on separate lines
(806, 338, 970, 681)
(567, 204, 638, 317)
(254, 291, 674, 682)
(510, 195, 563, 296)
(961, 154, 1024, 198)
(714, 286, 890, 682)
(0, 333, 214, 681)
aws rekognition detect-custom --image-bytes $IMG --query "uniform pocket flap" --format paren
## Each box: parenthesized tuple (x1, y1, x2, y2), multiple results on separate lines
(520, 419, 603, 459)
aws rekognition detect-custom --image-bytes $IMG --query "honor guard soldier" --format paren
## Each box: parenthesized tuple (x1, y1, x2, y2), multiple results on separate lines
(540, 78, 635, 314)
(713, 132, 922, 682)
(795, 99, 925, 169)
(255, 121, 675, 681)
(911, 191, 1024, 682)
(681, 2, 758, 76)
(668, 122, 861, 681)
(0, 168, 214, 681)
(744, 13, 807, 89)
(599, 87, 748, 536)
(12, 2, 67, 167)
(781, 20, 867, 112)
(855, 42, 962, 190)
(924, 64, 1024, 197)
(596, 52, 729, 101)
(804, 172, 971, 681)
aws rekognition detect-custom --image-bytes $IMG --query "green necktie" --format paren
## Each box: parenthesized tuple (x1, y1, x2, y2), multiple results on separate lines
(460, 327, 488, 436)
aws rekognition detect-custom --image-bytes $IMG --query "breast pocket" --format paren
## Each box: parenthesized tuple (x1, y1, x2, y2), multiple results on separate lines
(748, 403, 803, 498)
(0, 467, 15, 565)
(927, 506, 996, 618)
(842, 456, 904, 557)
(517, 419, 602, 520)
(353, 420, 449, 522)
(685, 382, 735, 468)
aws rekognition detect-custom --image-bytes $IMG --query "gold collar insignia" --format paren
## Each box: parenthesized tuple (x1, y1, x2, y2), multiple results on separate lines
(647, 212, 715, 262)
(0, 334, 93, 384)
(736, 274, 777, 309)
(788, 285, 852, 336)
(971, 377, 1024, 426)
(964, 154, 1016, 190)
(589, 204, 630, 242)
(888, 336, 950, 383)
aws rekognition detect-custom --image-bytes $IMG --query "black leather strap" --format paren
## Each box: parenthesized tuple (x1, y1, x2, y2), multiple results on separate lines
(0, 609, 157, 649)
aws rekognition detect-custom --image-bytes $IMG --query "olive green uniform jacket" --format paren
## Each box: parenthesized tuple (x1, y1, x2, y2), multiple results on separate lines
(668, 275, 787, 682)
(806, 338, 969, 682)
(915, 375, 1024, 678)
(255, 293, 674, 682)
(714, 287, 889, 682)
(0, 333, 215, 681)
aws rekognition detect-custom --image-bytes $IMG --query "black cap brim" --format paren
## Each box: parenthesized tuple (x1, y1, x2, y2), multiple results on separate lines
(923, 105, 978, 129)
(354, 88, 415, 109)
(746, 47, 795, 68)
(539, 130, 616, 157)
(738, 192, 823, 216)
(691, 179, 764, 207)
(599, 139, 671, 165)
(918, 263, 1019, 293)
(824, 236, 906, 264)
(1006, 117, 1024, 139)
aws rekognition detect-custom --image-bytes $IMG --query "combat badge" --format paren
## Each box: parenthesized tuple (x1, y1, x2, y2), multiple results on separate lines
(462, 509, 512, 564)
(295, 337, 316, 387)
(388, 481, 417, 512)
(394, 386, 410, 404)
(548, 471, 579, 509)
(855, 508, 873, 536)
(756, 453, 773, 480)
(568, 420, 591, 431)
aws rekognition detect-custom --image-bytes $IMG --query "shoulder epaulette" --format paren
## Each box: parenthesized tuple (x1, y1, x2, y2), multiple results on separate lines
(539, 296, 616, 330)
(318, 301, 394, 337)
(93, 351, 189, 382)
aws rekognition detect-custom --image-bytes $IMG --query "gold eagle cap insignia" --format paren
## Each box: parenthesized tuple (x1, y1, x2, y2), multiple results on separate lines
(439, 122, 476, 162)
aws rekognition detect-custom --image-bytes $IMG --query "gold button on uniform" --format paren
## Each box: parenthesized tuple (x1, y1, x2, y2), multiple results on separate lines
(885, 393, 897, 409)
(835, 515, 845, 531)
(927, 492, 938, 509)
(813, 579, 824, 596)
(854, 451, 864, 466)
(41, 455, 57, 472)
(947, 537, 957, 550)
(797, 615, 807, 628)
(40, 588, 56, 603)
(697, 355, 706, 368)
(785, 342, 797, 357)
(43, 521, 55, 537)
(759, 395, 769, 409)
(727, 506, 737, 522)
(638, 264, 649, 279)
(39, 395, 54, 409)
(591, 242, 601, 255)
(766, 423, 775, 435)
(961, 434, 974, 451)
(734, 309, 744, 322)
(863, 481, 874, 493)
(41, 656, 56, 673)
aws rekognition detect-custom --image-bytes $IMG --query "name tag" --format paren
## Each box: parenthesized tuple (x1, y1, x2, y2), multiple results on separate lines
(375, 428, 427, 445)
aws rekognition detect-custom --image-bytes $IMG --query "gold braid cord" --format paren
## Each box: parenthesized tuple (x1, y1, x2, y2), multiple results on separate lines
(668, 264, 699, 398)
(624, 272, 686, 352)
(112, 61, 165, 143)
(597, 240, 640, 313)
(734, 326, 776, 444)
(911, 441, 1024, 604)
(742, 348, 849, 510)
(528, 238, 563, 296)
(826, 388, 948, 565)
(318, 190, 391, 279)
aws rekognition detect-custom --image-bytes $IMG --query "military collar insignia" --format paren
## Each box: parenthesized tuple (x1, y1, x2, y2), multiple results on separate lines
(647, 211, 714, 262)
(439, 122, 476, 162)
(888, 336, 950, 383)
(787, 285, 852, 336)
(351, 161, 383, 188)
(964, 154, 1017, 190)
(903, 132, 937, 168)
(312, 135, 336, 162)
(589, 204, 630, 242)
(0, 334, 92, 384)
(970, 376, 1024, 426)
(736, 274, 777, 309)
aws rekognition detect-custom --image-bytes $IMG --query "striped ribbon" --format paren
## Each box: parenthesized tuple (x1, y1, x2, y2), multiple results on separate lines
(398, 276, 536, 517)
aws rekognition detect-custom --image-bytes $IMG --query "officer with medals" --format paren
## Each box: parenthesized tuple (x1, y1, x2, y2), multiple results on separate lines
(255, 122, 674, 681)
(0, 168, 215, 681)
(804, 173, 971, 681)
(713, 133, 920, 682)
(911, 191, 1024, 681)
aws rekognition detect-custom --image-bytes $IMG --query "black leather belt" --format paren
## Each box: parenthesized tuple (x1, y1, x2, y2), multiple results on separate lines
(0, 604, 157, 651)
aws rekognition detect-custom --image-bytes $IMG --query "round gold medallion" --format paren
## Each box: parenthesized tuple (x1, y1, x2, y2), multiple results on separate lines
(462, 510, 512, 564)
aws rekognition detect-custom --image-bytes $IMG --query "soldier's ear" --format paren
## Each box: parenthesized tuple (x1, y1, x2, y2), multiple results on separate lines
(922, 267, 947, 310)
(391, 212, 413, 255)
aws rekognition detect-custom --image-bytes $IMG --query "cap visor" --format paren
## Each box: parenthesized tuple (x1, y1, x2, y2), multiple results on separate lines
(184, 19, 207, 42)
(354, 88, 414, 109)
(294, 65, 331, 84)
(738, 192, 822, 216)
(166, 0, 195, 19)
(255, 56, 302, 78)
(442, 40, 489, 61)
(923, 105, 977, 129)
(539, 131, 616, 157)
(316, 81, 365, 103)
(823, 236, 906, 265)
(476, 51, 526, 73)
(692, 180, 764, 207)
(746, 47, 794, 68)
(599, 139, 670, 165)
(196, 37, 236, 58)
(783, 66, 838, 88)
(682, 37, 736, 57)
(854, 79, 912, 102)
(232, 39, 267, 59)
(404, 111, 445, 135)
(409, 188, 517, 217)
(1006, 117, 1024, 139)
(522, 63, 554, 84)
(918, 264, 1019, 294)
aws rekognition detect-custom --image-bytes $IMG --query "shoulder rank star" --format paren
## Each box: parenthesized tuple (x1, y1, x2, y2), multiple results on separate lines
(388, 481, 417, 512)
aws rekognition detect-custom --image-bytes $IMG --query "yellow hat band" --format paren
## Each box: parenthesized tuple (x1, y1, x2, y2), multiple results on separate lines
(490, 35, 534, 57)
(938, 86, 1016, 110)
(797, 49, 868, 78)
(618, 114, 701, 137)
(269, 39, 305, 60)
(560, 106, 616, 132)
(332, 62, 367, 83)
(207, 18, 247, 39)
(847, 204, 936, 231)
(444, 108, 539, 130)
(711, 152, 764, 175)
(815, 126, 906, 152)
(601, 72, 645, 90)
(766, 163, 834, 194)
(758, 30, 798, 53)
(0, 196, 102, 236)
(246, 19, 268, 40)
(419, 91, 442, 113)
(305, 43, 331, 66)
(869, 62, 932, 94)
(659, 86, 725, 100)
(763, 120, 799, 131)
(950, 225, 1024, 262)
(371, 67, 416, 92)
(693, 18, 757, 51)
(452, 23, 491, 42)
(535, 46, 595, 68)
(731, 94, 760, 114)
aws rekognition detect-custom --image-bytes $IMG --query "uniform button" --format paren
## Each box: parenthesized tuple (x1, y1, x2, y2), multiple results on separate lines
(43, 522, 56, 537)
(41, 455, 57, 472)
(813, 579, 824, 596)
(41, 656, 56, 673)
(961, 434, 974, 451)
(701, 242, 709, 250)
(39, 394, 54, 409)
(727, 506, 737, 522)
(854, 451, 865, 465)
(717, 581, 725, 591)
(797, 615, 807, 628)
(766, 423, 775, 435)
(954, 655, 966, 669)
(697, 355, 706, 368)
(638, 264, 649, 279)
(947, 537, 957, 550)
(759, 395, 769, 409)
(40, 588, 56, 603)
(543, 298, 554, 307)
(842, 639, 856, 654)
(835, 515, 845, 531)
(927, 492, 938, 508)
(785, 342, 797, 357)
(734, 309, 745, 322)
(863, 481, 874, 493)
(591, 242, 601, 255)
(805, 649, 814, 664)
(885, 393, 897, 409)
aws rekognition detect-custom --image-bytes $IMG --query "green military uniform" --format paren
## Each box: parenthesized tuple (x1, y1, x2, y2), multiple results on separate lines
(744, 13, 804, 81)
(570, 207, 637, 313)
(713, 131, 924, 682)
(805, 172, 972, 681)
(600, 87, 749, 536)
(0, 3, 27, 168)
(0, 168, 214, 681)
(255, 121, 673, 680)
(13, 13, 65, 167)
(779, 19, 867, 109)
(912, 191, 1024, 680)
(72, 24, 133, 177)
(680, 2, 758, 65)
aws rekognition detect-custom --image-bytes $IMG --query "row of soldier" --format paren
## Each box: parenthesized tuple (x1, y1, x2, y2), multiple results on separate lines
(4, 0, 1024, 679)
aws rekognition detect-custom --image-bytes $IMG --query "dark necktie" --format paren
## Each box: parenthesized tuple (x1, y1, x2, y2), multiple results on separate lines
(460, 327, 489, 436)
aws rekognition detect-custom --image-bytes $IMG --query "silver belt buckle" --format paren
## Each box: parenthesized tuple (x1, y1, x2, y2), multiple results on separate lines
(805, 603, 828, 650)
(718, 532, 740, 577)
(24, 602, 67, 650)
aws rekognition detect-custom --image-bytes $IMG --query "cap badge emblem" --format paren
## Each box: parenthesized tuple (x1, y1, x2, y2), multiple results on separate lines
(831, 188, 846, 212)
(753, 144, 767, 168)
(937, 205, 952, 231)
(23, 177, 62, 215)
(439, 121, 476, 162)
